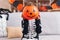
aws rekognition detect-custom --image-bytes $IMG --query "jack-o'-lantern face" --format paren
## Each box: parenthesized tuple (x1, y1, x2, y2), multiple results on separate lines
(22, 5, 39, 20)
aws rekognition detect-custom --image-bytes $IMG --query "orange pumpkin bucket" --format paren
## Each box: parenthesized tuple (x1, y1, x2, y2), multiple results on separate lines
(9, 0, 23, 11)
(17, 4, 23, 11)
(9, 0, 15, 4)
(22, 5, 39, 20)
(51, 3, 58, 9)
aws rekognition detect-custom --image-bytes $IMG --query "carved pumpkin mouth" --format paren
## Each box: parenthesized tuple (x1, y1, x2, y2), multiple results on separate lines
(27, 15, 36, 18)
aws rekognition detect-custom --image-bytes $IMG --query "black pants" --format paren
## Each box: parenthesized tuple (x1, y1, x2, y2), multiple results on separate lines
(35, 19, 42, 34)
(22, 19, 29, 35)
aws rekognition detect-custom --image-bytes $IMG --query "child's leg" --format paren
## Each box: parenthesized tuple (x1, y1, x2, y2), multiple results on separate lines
(35, 19, 42, 38)
(22, 19, 29, 37)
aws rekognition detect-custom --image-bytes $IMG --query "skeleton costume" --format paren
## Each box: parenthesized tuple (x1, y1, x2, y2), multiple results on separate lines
(22, 16, 42, 40)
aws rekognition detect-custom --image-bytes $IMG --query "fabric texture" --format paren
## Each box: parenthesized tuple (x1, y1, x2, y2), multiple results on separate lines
(0, 15, 7, 37)
(7, 27, 23, 38)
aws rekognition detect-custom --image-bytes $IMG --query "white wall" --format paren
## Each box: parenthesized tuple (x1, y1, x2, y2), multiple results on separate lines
(7, 12, 60, 34)
(0, 0, 11, 10)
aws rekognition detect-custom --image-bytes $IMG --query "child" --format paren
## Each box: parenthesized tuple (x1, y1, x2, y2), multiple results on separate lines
(22, 2, 42, 40)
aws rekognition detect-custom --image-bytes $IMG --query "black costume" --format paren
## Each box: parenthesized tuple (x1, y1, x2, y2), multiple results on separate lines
(22, 18, 42, 40)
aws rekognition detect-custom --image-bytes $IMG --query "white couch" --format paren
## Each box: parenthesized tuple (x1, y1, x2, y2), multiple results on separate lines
(7, 12, 60, 34)
(1, 12, 60, 40)
(0, 37, 21, 40)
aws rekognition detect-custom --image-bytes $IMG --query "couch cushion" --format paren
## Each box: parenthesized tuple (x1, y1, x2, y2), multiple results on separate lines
(7, 27, 23, 38)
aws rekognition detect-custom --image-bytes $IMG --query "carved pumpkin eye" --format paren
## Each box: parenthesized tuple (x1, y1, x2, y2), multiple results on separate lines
(33, 9, 35, 12)
(27, 10, 29, 12)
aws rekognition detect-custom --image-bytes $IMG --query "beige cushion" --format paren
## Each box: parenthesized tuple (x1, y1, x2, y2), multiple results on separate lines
(7, 27, 23, 38)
